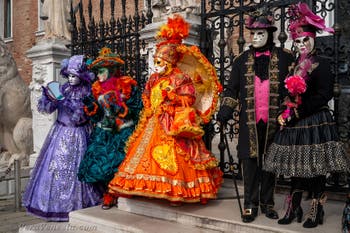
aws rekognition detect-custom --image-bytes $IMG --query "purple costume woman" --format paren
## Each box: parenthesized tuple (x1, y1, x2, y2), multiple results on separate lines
(22, 55, 103, 221)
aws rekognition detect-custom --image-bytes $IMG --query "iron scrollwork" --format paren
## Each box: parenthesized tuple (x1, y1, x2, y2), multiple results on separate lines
(200, 0, 350, 193)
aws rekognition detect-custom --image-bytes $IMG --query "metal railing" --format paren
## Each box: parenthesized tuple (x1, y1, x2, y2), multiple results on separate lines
(0, 160, 29, 211)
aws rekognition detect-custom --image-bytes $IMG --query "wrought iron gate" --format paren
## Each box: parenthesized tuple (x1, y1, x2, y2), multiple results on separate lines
(199, 0, 350, 192)
(69, 0, 153, 88)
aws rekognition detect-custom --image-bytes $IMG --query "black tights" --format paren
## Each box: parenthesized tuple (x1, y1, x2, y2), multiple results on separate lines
(291, 176, 326, 198)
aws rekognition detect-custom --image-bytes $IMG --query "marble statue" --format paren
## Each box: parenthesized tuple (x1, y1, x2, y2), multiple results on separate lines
(0, 38, 33, 172)
(152, 0, 169, 18)
(40, 0, 71, 40)
(152, 0, 200, 17)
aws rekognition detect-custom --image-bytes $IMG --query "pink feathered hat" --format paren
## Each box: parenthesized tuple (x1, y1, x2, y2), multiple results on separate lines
(287, 2, 334, 39)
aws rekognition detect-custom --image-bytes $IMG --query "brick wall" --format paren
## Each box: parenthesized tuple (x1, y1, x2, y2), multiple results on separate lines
(5, 0, 40, 85)
(77, 0, 145, 25)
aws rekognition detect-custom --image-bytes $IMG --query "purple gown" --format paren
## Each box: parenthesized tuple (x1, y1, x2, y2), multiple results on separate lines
(23, 83, 103, 221)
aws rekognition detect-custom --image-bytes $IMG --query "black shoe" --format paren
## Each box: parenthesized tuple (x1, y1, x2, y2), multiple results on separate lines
(303, 197, 325, 228)
(101, 203, 115, 210)
(261, 205, 279, 219)
(242, 208, 258, 223)
(101, 193, 118, 210)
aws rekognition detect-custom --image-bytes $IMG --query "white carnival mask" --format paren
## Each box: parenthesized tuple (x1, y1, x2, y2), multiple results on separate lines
(68, 74, 81, 86)
(153, 57, 168, 75)
(250, 29, 269, 48)
(294, 36, 315, 55)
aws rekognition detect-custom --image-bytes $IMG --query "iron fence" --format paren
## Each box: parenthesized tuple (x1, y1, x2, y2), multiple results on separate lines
(69, 0, 153, 88)
(199, 0, 350, 192)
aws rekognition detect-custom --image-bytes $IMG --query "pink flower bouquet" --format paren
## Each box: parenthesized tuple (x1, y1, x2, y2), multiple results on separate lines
(281, 75, 307, 121)
(284, 75, 307, 96)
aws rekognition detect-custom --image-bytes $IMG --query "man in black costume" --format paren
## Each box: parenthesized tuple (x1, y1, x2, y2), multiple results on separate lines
(217, 7, 294, 223)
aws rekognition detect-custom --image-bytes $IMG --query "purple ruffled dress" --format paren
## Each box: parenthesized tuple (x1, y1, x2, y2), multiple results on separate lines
(23, 83, 103, 221)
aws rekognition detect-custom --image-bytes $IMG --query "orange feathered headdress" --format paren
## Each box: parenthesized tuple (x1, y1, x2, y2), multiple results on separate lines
(154, 15, 190, 65)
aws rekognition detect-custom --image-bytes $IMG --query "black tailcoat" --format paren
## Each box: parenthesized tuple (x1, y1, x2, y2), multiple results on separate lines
(223, 47, 294, 159)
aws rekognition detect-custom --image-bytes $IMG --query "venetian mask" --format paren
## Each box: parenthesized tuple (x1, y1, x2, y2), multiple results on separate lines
(154, 57, 170, 75)
(250, 29, 268, 48)
(294, 36, 315, 55)
(68, 74, 81, 86)
(97, 67, 109, 82)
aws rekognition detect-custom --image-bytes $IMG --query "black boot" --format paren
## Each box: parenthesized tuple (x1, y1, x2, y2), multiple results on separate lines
(278, 191, 303, 225)
(303, 194, 327, 228)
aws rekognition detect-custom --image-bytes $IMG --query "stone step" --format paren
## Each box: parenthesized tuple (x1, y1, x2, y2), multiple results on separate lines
(114, 197, 297, 233)
(69, 192, 343, 233)
(18, 180, 345, 233)
(70, 206, 220, 233)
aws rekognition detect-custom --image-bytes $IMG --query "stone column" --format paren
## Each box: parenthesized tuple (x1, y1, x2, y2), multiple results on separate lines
(26, 38, 70, 167)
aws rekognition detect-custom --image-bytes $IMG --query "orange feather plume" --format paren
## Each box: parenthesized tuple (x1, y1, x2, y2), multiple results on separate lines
(156, 14, 190, 45)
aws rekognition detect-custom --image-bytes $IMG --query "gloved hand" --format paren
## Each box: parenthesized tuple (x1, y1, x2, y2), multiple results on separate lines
(277, 114, 286, 126)
(216, 105, 234, 124)
(41, 86, 58, 102)
(98, 91, 120, 108)
(41, 86, 49, 98)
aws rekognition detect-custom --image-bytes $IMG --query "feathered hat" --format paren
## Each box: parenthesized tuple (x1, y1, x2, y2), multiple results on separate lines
(60, 55, 94, 83)
(88, 47, 125, 70)
(245, 6, 277, 32)
(287, 2, 334, 39)
(154, 14, 190, 65)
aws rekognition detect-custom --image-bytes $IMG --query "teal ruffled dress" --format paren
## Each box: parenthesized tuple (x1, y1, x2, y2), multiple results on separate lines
(78, 77, 142, 185)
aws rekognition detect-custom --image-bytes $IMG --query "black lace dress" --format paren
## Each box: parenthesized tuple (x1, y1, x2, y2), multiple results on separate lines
(264, 55, 350, 178)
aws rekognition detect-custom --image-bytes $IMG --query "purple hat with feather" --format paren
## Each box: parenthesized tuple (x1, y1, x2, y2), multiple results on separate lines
(60, 55, 95, 83)
(246, 6, 277, 32)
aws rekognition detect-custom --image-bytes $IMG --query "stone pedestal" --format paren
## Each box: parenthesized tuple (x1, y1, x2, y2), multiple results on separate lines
(26, 38, 70, 167)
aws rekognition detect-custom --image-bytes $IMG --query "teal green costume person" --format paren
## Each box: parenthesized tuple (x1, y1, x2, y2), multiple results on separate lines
(78, 47, 142, 208)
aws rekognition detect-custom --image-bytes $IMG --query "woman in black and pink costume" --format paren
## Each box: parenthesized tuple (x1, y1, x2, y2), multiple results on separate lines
(264, 2, 350, 229)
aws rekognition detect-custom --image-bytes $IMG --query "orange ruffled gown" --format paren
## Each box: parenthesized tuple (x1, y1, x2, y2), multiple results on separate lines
(108, 67, 223, 203)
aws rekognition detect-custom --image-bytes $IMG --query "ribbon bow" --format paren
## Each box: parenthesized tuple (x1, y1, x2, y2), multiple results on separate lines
(255, 51, 271, 57)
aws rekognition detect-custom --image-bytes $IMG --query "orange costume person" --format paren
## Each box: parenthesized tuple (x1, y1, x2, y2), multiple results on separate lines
(107, 15, 223, 205)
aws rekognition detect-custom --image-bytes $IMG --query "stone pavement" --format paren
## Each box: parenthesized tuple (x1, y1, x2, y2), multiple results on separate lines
(1, 179, 348, 233)
(0, 199, 43, 233)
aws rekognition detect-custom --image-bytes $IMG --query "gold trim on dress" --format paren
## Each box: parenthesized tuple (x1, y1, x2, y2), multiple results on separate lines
(124, 116, 156, 174)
